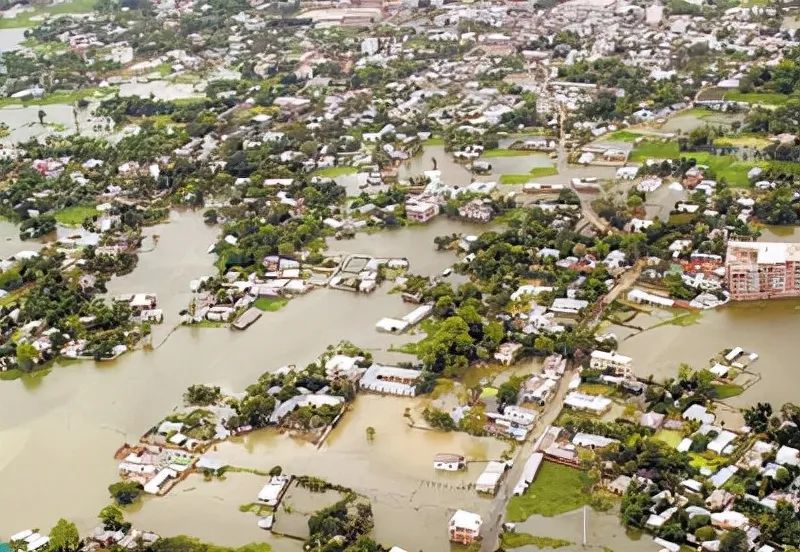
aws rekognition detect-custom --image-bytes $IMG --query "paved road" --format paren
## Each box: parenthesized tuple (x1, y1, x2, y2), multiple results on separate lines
(480, 366, 576, 552)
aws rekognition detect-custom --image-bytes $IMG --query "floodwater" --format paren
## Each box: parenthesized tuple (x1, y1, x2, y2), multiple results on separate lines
(617, 299, 800, 409)
(0, 102, 110, 144)
(645, 183, 687, 220)
(0, 27, 27, 52)
(127, 395, 507, 550)
(327, 216, 486, 275)
(0, 211, 502, 547)
(398, 144, 473, 187)
(758, 225, 800, 242)
(119, 80, 205, 101)
(781, 15, 800, 29)
(659, 111, 744, 134)
(102, 210, 219, 344)
(0, 218, 44, 258)
(516, 508, 661, 552)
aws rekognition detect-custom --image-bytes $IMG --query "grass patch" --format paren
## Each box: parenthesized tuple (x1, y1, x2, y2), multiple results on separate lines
(54, 205, 98, 225)
(724, 91, 789, 106)
(577, 382, 617, 396)
(312, 166, 358, 178)
(422, 137, 444, 146)
(506, 462, 592, 521)
(482, 148, 535, 158)
(714, 135, 772, 149)
(238, 502, 273, 516)
(500, 533, 571, 549)
(668, 213, 696, 225)
(499, 174, 533, 185)
(607, 130, 644, 142)
(0, 368, 23, 381)
(679, 107, 717, 119)
(666, 310, 702, 327)
(629, 140, 680, 162)
(529, 166, 558, 178)
(0, 87, 115, 108)
(190, 320, 227, 328)
(0, 0, 96, 29)
(689, 451, 727, 471)
(253, 297, 288, 312)
(685, 151, 757, 187)
(654, 429, 684, 448)
(713, 383, 745, 400)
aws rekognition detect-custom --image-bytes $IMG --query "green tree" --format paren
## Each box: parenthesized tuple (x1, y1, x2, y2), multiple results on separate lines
(108, 480, 144, 505)
(719, 528, 748, 552)
(99, 505, 127, 531)
(15, 342, 39, 371)
(49, 519, 80, 552)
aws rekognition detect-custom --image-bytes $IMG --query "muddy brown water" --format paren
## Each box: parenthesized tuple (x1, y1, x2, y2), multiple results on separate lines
(0, 211, 508, 549)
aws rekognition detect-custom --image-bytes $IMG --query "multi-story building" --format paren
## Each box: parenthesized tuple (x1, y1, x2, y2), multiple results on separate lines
(404, 200, 439, 223)
(589, 350, 633, 378)
(726, 241, 800, 300)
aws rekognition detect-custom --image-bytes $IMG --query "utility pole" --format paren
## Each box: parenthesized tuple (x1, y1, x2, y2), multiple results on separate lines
(582, 506, 587, 546)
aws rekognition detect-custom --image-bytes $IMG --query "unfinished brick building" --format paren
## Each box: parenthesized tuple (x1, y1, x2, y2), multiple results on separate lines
(726, 241, 800, 300)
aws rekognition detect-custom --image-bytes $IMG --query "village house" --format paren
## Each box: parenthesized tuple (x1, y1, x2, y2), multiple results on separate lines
(359, 364, 421, 396)
(494, 342, 523, 365)
(458, 199, 494, 222)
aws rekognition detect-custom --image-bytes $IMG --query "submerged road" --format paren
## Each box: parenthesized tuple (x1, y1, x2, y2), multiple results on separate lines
(479, 366, 576, 552)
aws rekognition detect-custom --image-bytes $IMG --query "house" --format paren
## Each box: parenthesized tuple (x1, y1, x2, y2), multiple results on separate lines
(503, 406, 538, 427)
(683, 404, 715, 425)
(639, 411, 665, 430)
(475, 461, 507, 494)
(776, 445, 800, 467)
(589, 350, 633, 378)
(405, 200, 439, 223)
(434, 453, 466, 471)
(494, 342, 522, 365)
(257, 475, 291, 505)
(564, 392, 612, 413)
(359, 364, 421, 396)
(449, 510, 482, 544)
(607, 474, 633, 495)
(550, 298, 589, 315)
(458, 199, 494, 222)
(572, 432, 618, 449)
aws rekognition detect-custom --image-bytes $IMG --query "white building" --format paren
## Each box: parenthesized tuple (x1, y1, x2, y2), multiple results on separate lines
(589, 350, 633, 378)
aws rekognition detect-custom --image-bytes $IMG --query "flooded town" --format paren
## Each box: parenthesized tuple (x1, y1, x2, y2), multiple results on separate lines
(3, 0, 800, 551)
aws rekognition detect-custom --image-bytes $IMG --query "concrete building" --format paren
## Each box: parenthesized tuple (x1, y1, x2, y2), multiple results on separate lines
(449, 510, 482, 544)
(726, 241, 800, 300)
(405, 200, 439, 223)
(589, 350, 633, 378)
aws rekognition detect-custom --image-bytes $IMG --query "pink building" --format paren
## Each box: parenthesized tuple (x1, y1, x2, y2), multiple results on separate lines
(726, 241, 800, 300)
(405, 200, 439, 223)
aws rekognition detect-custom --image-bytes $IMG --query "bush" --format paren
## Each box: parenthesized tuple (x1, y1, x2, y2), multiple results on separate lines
(108, 480, 144, 505)
(695, 526, 717, 541)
